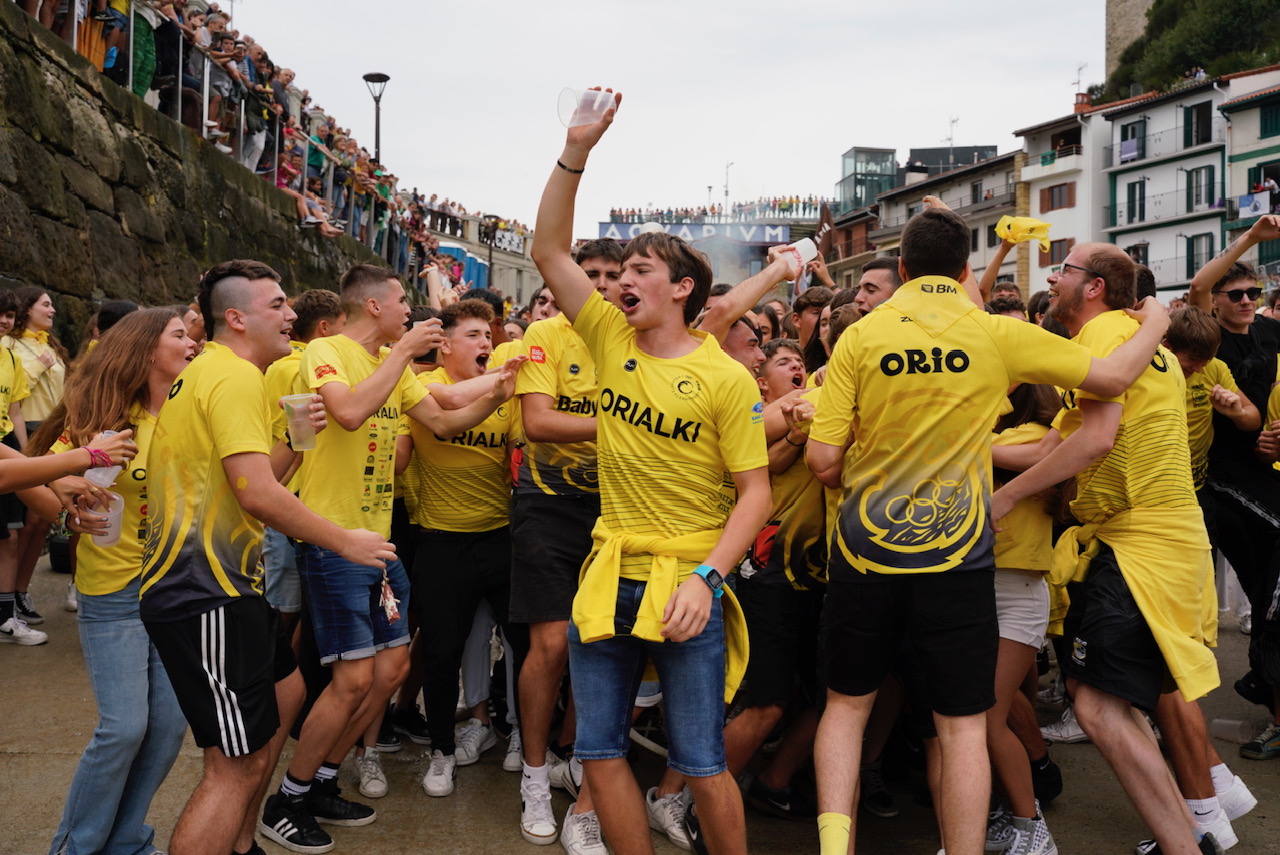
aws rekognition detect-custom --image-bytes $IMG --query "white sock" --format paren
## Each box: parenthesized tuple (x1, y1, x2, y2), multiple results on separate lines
(1209, 762, 1234, 794)
(1187, 795, 1222, 826)
(522, 761, 549, 785)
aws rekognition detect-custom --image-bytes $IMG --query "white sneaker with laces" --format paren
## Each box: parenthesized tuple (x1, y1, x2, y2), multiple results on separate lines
(455, 718, 497, 766)
(64, 582, 78, 612)
(1007, 811, 1057, 855)
(504, 728, 523, 773)
(0, 616, 47, 646)
(355, 750, 387, 799)
(422, 750, 456, 797)
(645, 787, 691, 851)
(986, 805, 1015, 852)
(1040, 706, 1089, 744)
(1217, 775, 1256, 821)
(560, 805, 606, 855)
(520, 771, 557, 845)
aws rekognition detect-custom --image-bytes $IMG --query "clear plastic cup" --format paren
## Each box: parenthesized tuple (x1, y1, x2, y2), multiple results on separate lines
(557, 87, 617, 128)
(93, 491, 124, 547)
(85, 430, 122, 487)
(280, 393, 317, 451)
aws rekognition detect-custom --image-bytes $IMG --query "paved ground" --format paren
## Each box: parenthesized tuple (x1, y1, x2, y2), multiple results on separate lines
(2, 561, 1277, 854)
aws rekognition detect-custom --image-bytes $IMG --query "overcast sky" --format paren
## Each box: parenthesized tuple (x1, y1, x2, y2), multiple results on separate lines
(232, 0, 1107, 236)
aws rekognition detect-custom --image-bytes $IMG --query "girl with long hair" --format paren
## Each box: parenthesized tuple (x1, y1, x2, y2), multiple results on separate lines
(6, 286, 70, 623)
(37, 308, 197, 855)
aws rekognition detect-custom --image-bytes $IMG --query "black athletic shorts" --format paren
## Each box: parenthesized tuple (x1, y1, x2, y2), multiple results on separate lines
(0, 431, 27, 536)
(146, 596, 280, 757)
(1061, 542, 1173, 713)
(736, 577, 823, 708)
(273, 606, 298, 683)
(821, 568, 998, 717)
(509, 492, 599, 624)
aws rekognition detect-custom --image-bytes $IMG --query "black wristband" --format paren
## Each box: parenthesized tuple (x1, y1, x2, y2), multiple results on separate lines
(784, 433, 805, 447)
(556, 159, 585, 174)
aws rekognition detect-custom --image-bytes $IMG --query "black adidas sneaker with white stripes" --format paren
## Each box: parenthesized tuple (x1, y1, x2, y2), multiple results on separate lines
(259, 793, 335, 854)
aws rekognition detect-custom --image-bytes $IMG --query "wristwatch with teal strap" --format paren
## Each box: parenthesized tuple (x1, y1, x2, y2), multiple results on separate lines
(692, 564, 724, 598)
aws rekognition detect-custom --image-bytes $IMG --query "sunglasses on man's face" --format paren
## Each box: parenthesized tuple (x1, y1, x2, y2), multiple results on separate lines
(1214, 287, 1262, 303)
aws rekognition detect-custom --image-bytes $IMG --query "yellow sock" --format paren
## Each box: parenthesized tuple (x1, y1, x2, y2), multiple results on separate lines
(817, 812, 851, 855)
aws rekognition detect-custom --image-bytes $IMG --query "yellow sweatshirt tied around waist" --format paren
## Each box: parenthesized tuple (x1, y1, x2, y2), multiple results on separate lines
(994, 215, 1052, 251)
(571, 518, 750, 704)
(1050, 507, 1219, 703)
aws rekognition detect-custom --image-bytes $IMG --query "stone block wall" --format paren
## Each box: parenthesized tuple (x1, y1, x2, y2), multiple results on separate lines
(0, 2, 380, 347)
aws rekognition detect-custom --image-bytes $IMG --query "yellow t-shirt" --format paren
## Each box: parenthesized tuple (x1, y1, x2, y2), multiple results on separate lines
(8, 331, 65, 421)
(492, 339, 526, 452)
(747, 386, 826, 590)
(265, 341, 305, 491)
(1184, 358, 1240, 490)
(54, 404, 157, 596)
(811, 275, 1093, 576)
(0, 347, 30, 438)
(515, 313, 599, 496)
(298, 334, 427, 538)
(406, 366, 515, 532)
(1057, 311, 1198, 523)
(992, 421, 1053, 572)
(570, 292, 768, 578)
(1269, 356, 1280, 472)
(140, 341, 274, 621)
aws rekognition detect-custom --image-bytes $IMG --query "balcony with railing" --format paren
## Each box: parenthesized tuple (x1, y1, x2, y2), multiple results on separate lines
(1103, 184, 1226, 229)
(1103, 118, 1225, 168)
(1021, 145, 1085, 182)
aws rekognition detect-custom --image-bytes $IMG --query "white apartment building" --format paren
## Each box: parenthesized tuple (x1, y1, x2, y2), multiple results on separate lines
(870, 152, 1021, 285)
(1219, 81, 1280, 279)
(1099, 66, 1280, 295)
(1014, 94, 1112, 287)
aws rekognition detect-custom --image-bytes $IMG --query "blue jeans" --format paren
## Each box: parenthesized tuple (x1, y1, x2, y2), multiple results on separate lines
(297, 545, 411, 665)
(568, 577, 727, 776)
(262, 527, 301, 613)
(50, 579, 187, 855)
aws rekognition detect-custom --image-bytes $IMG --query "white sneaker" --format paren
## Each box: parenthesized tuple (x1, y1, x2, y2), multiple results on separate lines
(454, 718, 497, 766)
(1040, 706, 1089, 744)
(560, 805, 606, 855)
(645, 787, 691, 851)
(986, 805, 1015, 852)
(504, 728, 523, 772)
(0, 616, 48, 646)
(422, 750, 456, 797)
(1007, 811, 1057, 855)
(550, 754, 583, 799)
(356, 750, 387, 799)
(213, 143, 233, 154)
(1194, 810, 1237, 850)
(64, 582, 78, 612)
(519, 771, 557, 845)
(1217, 775, 1257, 821)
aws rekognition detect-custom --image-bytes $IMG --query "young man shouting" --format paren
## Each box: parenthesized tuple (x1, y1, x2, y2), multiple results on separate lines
(532, 92, 771, 855)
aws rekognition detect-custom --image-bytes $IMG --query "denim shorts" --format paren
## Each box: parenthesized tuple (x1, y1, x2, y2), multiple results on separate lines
(568, 577, 727, 777)
(263, 527, 302, 614)
(297, 544, 411, 665)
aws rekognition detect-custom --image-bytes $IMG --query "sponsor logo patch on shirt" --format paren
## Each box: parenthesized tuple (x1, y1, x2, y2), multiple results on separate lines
(750, 400, 764, 423)
(315, 364, 338, 379)
(529, 346, 546, 363)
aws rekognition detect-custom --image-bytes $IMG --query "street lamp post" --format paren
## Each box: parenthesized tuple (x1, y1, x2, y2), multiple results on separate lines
(724, 162, 734, 215)
(362, 72, 390, 163)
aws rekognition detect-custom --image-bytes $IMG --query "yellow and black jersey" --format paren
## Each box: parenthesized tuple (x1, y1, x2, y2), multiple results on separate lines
(812, 275, 1093, 577)
(1184, 358, 1240, 490)
(515, 313, 599, 496)
(570, 292, 767, 579)
(405, 367, 515, 533)
(1056, 311, 1198, 523)
(140, 342, 274, 621)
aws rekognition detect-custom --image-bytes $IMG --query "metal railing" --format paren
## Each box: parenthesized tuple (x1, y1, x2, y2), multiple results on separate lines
(608, 200, 830, 224)
(1103, 184, 1226, 228)
(1103, 118, 1226, 168)
(1035, 144, 1084, 166)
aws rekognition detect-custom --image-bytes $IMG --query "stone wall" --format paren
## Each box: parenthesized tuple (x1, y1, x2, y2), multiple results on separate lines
(1105, 0, 1154, 79)
(0, 2, 381, 347)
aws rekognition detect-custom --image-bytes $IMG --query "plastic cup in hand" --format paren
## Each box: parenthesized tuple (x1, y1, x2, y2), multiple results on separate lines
(281, 394, 317, 451)
(85, 430, 122, 487)
(780, 238, 818, 278)
(93, 491, 124, 547)
(557, 88, 616, 128)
